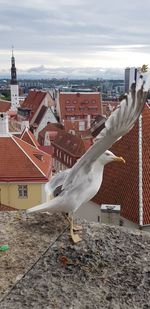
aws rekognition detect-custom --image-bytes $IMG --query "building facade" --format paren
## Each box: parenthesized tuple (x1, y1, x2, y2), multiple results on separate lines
(18, 90, 57, 138)
(0, 114, 52, 210)
(51, 130, 91, 173)
(124, 67, 137, 93)
(56, 92, 102, 135)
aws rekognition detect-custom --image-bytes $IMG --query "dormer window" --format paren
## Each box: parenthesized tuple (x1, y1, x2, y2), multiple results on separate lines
(33, 153, 43, 161)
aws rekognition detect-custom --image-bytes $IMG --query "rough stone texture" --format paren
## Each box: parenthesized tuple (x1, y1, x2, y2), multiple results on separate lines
(0, 211, 66, 300)
(0, 215, 150, 309)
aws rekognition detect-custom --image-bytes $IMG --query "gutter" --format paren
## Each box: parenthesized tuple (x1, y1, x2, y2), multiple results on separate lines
(138, 114, 143, 227)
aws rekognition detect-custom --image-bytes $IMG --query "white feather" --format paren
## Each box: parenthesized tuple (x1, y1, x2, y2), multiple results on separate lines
(26, 72, 150, 216)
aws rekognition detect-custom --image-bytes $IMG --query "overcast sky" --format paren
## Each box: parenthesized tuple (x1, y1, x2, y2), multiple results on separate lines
(0, 0, 150, 78)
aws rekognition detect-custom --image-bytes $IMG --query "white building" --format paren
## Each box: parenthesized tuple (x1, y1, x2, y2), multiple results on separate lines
(124, 67, 137, 93)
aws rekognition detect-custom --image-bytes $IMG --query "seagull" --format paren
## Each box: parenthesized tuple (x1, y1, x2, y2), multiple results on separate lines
(26, 70, 150, 243)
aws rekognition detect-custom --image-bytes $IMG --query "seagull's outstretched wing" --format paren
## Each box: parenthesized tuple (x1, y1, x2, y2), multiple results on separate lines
(62, 72, 150, 190)
(45, 169, 70, 197)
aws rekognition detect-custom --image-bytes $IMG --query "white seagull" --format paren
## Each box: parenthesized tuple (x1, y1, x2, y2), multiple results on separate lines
(27, 71, 150, 243)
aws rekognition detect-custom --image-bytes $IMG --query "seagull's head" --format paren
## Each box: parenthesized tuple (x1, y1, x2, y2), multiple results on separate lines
(100, 150, 125, 166)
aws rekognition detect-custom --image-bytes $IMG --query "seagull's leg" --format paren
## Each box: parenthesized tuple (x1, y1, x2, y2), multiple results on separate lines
(16, 210, 28, 221)
(65, 214, 82, 231)
(70, 216, 82, 243)
(16, 211, 22, 220)
(73, 224, 82, 231)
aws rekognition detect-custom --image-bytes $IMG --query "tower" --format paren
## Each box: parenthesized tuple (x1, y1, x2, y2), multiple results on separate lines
(124, 67, 137, 93)
(10, 47, 19, 110)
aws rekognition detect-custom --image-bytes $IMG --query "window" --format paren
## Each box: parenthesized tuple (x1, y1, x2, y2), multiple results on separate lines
(79, 107, 86, 111)
(88, 107, 97, 111)
(66, 107, 75, 112)
(18, 185, 28, 198)
(79, 121, 85, 131)
(33, 153, 43, 161)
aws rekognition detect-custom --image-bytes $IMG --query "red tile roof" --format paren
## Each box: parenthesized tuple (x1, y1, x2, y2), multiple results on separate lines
(52, 130, 87, 158)
(142, 105, 150, 225)
(39, 145, 54, 156)
(38, 123, 64, 145)
(20, 128, 40, 148)
(21, 90, 47, 122)
(93, 105, 150, 226)
(0, 100, 11, 112)
(0, 136, 52, 182)
(33, 105, 47, 126)
(82, 138, 93, 150)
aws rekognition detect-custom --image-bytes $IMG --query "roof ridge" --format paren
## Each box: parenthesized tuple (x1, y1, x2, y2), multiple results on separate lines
(15, 133, 52, 166)
(27, 130, 39, 148)
(11, 136, 47, 178)
(21, 128, 39, 148)
(14, 135, 40, 151)
(146, 102, 150, 109)
(20, 127, 27, 139)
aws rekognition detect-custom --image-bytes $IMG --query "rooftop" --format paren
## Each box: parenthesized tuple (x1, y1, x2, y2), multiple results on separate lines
(52, 130, 88, 157)
(21, 90, 49, 123)
(93, 105, 150, 226)
(0, 135, 52, 182)
(0, 100, 11, 112)
(20, 128, 40, 148)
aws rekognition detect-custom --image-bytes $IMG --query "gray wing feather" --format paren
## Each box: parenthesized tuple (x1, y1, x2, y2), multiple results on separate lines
(62, 73, 150, 191)
(45, 169, 70, 195)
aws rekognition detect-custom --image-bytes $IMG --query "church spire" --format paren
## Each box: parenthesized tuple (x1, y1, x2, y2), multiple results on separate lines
(11, 46, 18, 85)
(10, 47, 19, 110)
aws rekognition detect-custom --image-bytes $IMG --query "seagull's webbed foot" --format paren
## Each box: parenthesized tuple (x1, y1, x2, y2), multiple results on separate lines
(71, 231, 82, 243)
(73, 224, 82, 231)
(16, 211, 28, 221)
(16, 212, 22, 220)
(65, 214, 82, 231)
(70, 216, 82, 243)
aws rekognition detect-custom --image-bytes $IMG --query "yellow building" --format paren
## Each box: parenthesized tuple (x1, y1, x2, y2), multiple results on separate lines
(0, 118, 52, 210)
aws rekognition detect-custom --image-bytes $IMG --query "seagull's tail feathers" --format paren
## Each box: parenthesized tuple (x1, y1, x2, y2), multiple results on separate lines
(26, 196, 63, 214)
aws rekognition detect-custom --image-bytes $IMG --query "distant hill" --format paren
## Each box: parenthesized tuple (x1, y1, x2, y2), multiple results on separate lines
(0, 66, 124, 80)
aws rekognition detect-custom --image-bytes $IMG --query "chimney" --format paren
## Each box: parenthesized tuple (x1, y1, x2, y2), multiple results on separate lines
(0, 113, 9, 136)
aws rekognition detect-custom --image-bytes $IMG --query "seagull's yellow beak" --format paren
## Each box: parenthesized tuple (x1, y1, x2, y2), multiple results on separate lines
(114, 156, 126, 164)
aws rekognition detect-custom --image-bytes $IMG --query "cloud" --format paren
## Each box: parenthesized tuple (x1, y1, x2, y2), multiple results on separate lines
(0, 65, 124, 79)
(0, 0, 150, 77)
